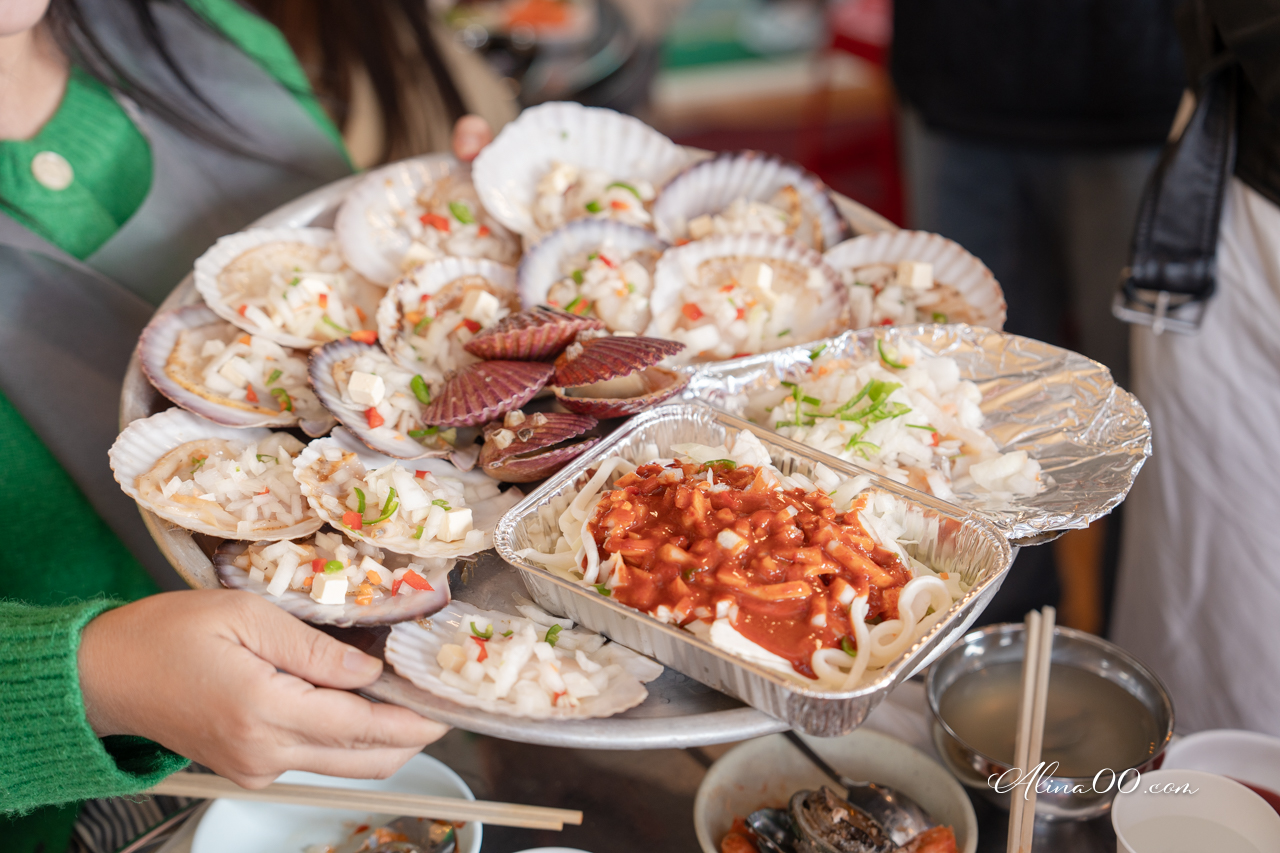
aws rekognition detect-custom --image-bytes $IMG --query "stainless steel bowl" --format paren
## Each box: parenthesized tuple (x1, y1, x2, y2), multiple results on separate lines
(925, 623, 1174, 822)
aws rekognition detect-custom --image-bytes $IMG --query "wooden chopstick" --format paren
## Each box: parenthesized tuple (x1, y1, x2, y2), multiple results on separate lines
(1017, 607, 1056, 853)
(1006, 609, 1041, 853)
(146, 772, 582, 830)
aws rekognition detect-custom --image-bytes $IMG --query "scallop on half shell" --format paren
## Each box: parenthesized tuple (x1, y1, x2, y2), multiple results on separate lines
(645, 233, 848, 362)
(138, 304, 335, 435)
(516, 218, 667, 333)
(375, 256, 519, 380)
(335, 154, 521, 286)
(292, 428, 523, 558)
(109, 408, 323, 541)
(194, 227, 383, 350)
(552, 332, 688, 419)
(472, 101, 689, 239)
(652, 150, 848, 251)
(214, 535, 454, 627)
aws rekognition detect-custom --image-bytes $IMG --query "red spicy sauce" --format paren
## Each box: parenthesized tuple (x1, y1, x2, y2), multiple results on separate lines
(586, 460, 911, 678)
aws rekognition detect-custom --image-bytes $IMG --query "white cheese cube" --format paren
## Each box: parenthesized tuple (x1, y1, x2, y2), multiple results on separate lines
(347, 371, 385, 407)
(681, 323, 721, 354)
(896, 260, 933, 292)
(742, 262, 774, 301)
(687, 214, 715, 240)
(310, 573, 348, 604)
(440, 507, 473, 542)
(217, 358, 249, 388)
(460, 289, 501, 326)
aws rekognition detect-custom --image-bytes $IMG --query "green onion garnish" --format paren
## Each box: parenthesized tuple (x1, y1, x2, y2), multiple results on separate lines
(354, 487, 366, 515)
(432, 498, 452, 511)
(324, 560, 344, 574)
(289, 276, 300, 286)
(191, 456, 207, 472)
(847, 440, 880, 459)
(606, 181, 641, 199)
(802, 395, 821, 406)
(256, 454, 276, 463)
(270, 388, 292, 411)
(369, 488, 398, 524)
(266, 369, 282, 384)
(932, 312, 947, 323)
(585, 200, 602, 214)
(565, 296, 584, 314)
(471, 622, 494, 640)
(544, 624, 563, 646)
(410, 374, 431, 405)
(408, 426, 439, 439)
(906, 424, 937, 432)
(878, 339, 907, 369)
(413, 525, 424, 539)
(593, 584, 611, 596)
(704, 459, 737, 469)
(841, 636, 857, 657)
(322, 316, 351, 335)
(777, 328, 792, 337)
(414, 314, 432, 335)
(571, 269, 585, 285)
(502, 630, 514, 637)
(810, 343, 827, 360)
(449, 200, 476, 224)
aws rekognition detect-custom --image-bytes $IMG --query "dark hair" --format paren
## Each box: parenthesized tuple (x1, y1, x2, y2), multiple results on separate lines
(43, 0, 465, 165)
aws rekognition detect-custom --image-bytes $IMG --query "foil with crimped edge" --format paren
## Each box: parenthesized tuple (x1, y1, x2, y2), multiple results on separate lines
(494, 403, 1013, 737)
(682, 324, 1152, 545)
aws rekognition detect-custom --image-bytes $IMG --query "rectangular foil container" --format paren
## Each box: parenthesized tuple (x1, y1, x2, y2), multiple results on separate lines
(494, 403, 1013, 737)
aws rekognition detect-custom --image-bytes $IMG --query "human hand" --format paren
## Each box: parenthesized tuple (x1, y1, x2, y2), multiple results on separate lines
(451, 114, 493, 162)
(78, 590, 448, 787)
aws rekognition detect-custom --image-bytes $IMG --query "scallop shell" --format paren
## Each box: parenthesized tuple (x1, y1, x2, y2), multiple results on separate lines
(138, 304, 335, 435)
(553, 333, 685, 388)
(109, 408, 323, 540)
(292, 428, 523, 557)
(473, 101, 689, 238)
(194, 227, 383, 349)
(375, 257, 518, 372)
(214, 538, 454, 627)
(463, 306, 604, 361)
(335, 155, 521, 286)
(645, 233, 847, 361)
(418, 361, 554, 428)
(652, 150, 848, 251)
(384, 600, 662, 720)
(823, 231, 1006, 330)
(308, 337, 448, 460)
(479, 413, 600, 483)
(516, 218, 667, 313)
(554, 366, 689, 419)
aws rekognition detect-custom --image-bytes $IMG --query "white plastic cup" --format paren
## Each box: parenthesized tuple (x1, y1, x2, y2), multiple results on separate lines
(1112, 769, 1280, 853)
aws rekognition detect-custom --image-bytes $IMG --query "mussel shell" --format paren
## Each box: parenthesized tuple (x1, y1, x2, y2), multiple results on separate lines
(653, 150, 848, 251)
(376, 256, 519, 371)
(109, 408, 323, 541)
(214, 538, 454, 627)
(463, 305, 604, 361)
(552, 333, 685, 388)
(516, 218, 668, 313)
(308, 336, 447, 460)
(479, 413, 600, 483)
(789, 788, 895, 853)
(419, 360, 554, 427)
(139, 304, 296, 430)
(553, 365, 689, 419)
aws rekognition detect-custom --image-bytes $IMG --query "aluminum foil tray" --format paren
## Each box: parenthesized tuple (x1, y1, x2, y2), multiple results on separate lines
(682, 324, 1152, 544)
(494, 403, 1013, 737)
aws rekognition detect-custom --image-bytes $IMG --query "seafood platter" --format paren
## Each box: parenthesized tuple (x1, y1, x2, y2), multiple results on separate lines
(116, 102, 1150, 747)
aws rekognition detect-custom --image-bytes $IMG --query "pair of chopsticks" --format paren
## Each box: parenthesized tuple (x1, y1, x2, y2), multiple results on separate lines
(1007, 606, 1055, 853)
(147, 772, 583, 830)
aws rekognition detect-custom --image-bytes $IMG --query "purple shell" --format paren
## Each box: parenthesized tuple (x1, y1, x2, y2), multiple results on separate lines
(553, 333, 685, 388)
(419, 361, 554, 427)
(479, 413, 600, 482)
(554, 366, 689, 419)
(463, 306, 604, 361)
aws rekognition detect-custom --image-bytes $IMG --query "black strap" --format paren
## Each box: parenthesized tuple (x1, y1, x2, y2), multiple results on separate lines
(1119, 60, 1238, 313)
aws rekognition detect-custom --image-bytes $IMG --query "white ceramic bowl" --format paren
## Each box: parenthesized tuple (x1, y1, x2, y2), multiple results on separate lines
(1112, 769, 1280, 853)
(190, 753, 481, 853)
(1163, 729, 1280, 796)
(693, 729, 977, 853)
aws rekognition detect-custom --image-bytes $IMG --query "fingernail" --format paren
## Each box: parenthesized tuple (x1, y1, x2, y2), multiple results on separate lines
(344, 648, 381, 675)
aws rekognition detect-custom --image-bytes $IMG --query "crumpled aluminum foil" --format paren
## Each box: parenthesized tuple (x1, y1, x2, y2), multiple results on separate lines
(682, 324, 1152, 544)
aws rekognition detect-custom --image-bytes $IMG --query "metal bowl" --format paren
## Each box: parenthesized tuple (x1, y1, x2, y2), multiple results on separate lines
(925, 623, 1174, 822)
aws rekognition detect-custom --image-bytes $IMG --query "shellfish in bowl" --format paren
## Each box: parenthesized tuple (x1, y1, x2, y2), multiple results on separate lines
(194, 227, 383, 350)
(478, 410, 600, 483)
(376, 257, 519, 380)
(645, 233, 847, 362)
(138, 304, 334, 435)
(551, 331, 687, 419)
(473, 101, 689, 239)
(335, 155, 521, 286)
(109, 408, 322, 541)
(214, 532, 454, 627)
(292, 428, 522, 558)
(652, 150, 848, 251)
(517, 219, 666, 333)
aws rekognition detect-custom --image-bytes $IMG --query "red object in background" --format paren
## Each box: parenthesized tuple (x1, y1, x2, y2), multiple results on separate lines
(829, 0, 892, 65)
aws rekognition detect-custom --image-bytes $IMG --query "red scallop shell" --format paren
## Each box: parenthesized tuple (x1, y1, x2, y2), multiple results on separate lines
(554, 367, 689, 419)
(479, 413, 600, 483)
(463, 306, 605, 361)
(553, 333, 685, 388)
(419, 361, 554, 427)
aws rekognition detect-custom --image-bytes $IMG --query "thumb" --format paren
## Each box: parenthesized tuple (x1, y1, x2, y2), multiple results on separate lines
(236, 595, 384, 689)
(452, 114, 493, 162)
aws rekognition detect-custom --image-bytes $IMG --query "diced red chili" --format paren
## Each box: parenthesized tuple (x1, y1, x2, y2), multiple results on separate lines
(401, 569, 434, 591)
(312, 558, 327, 573)
(342, 511, 363, 531)
(420, 213, 450, 232)
(350, 329, 377, 344)
(477, 225, 490, 237)
(682, 303, 704, 322)
(365, 407, 384, 429)
(245, 386, 259, 403)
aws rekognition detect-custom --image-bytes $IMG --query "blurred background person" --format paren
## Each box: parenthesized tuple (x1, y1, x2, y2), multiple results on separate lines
(890, 0, 1186, 632)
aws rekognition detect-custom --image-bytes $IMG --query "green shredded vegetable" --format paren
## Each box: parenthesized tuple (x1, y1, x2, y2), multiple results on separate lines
(606, 180, 641, 199)
(413, 525, 424, 539)
(408, 426, 439, 439)
(906, 424, 937, 432)
(270, 388, 292, 412)
(703, 459, 737, 469)
(191, 455, 206, 472)
(544, 624, 563, 646)
(256, 454, 275, 463)
(470, 622, 494, 640)
(353, 487, 366, 515)
(778, 328, 792, 338)
(414, 315, 432, 335)
(324, 560, 344, 574)
(502, 630, 514, 637)
(841, 636, 857, 657)
(810, 343, 828, 360)
(585, 200, 602, 214)
(410, 374, 431, 405)
(571, 269, 585, 285)
(449, 200, 475, 224)
(932, 312, 948, 323)
(266, 369, 282, 385)
(878, 339, 907, 369)
(593, 584, 611, 596)
(368, 488, 398, 524)
(847, 440, 880, 459)
(432, 498, 452, 511)
(322, 316, 351, 335)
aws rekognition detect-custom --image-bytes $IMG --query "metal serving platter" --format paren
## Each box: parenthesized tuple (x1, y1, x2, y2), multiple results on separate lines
(496, 404, 1013, 737)
(684, 325, 1152, 545)
(117, 153, 896, 748)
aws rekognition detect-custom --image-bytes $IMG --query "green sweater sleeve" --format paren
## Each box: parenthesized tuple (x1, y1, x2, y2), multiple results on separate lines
(0, 599, 188, 814)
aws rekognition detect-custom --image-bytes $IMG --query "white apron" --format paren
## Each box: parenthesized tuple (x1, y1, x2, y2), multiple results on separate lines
(1111, 177, 1280, 735)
